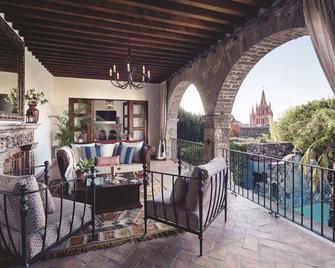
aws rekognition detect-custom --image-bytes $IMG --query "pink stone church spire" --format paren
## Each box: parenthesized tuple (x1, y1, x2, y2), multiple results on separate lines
(249, 89, 273, 126)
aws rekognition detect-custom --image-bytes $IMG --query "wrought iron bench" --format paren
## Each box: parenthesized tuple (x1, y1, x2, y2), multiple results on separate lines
(143, 157, 229, 256)
(0, 162, 97, 267)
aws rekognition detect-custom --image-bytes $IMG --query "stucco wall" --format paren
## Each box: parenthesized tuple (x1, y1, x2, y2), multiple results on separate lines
(52, 77, 161, 149)
(25, 49, 54, 166)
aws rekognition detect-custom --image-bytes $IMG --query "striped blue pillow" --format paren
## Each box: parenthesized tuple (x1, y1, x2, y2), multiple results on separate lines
(118, 146, 135, 164)
(80, 145, 100, 160)
(114, 143, 122, 156)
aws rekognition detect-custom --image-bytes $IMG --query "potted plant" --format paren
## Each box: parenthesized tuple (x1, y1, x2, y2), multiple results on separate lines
(25, 88, 48, 123)
(77, 159, 95, 179)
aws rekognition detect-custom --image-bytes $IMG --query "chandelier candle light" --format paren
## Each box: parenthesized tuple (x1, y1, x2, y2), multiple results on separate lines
(109, 48, 151, 89)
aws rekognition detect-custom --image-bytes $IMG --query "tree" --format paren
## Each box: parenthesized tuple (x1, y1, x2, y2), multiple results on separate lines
(271, 98, 335, 189)
(177, 107, 204, 142)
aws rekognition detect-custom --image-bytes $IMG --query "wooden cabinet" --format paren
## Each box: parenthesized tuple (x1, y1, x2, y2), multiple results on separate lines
(69, 98, 148, 142)
(123, 101, 148, 143)
(69, 98, 93, 142)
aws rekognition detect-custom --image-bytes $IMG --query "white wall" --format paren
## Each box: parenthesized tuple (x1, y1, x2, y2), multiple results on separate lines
(53, 77, 161, 149)
(25, 49, 54, 166)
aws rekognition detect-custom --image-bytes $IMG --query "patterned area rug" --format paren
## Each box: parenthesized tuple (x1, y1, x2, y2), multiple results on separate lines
(45, 175, 178, 258)
(0, 175, 180, 266)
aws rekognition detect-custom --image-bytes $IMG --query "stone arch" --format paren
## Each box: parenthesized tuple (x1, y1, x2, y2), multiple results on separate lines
(214, 28, 309, 117)
(166, 0, 309, 159)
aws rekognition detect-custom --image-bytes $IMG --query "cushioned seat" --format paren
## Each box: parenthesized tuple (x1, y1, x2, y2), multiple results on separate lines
(0, 197, 91, 259)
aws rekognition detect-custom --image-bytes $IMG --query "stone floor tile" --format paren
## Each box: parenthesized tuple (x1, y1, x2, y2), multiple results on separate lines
(100, 247, 129, 263)
(122, 247, 148, 267)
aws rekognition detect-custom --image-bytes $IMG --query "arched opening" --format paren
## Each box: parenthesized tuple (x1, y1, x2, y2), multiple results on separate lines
(166, 82, 205, 161)
(232, 36, 333, 127)
(178, 84, 204, 141)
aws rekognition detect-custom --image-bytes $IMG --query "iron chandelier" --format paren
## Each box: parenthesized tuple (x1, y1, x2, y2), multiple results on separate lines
(109, 48, 151, 89)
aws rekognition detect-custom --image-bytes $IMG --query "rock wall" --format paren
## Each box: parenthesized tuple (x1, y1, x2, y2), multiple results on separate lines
(239, 126, 269, 139)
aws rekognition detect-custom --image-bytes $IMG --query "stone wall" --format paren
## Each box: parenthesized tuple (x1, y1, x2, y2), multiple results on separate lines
(239, 126, 269, 139)
(165, 0, 308, 160)
(231, 139, 294, 159)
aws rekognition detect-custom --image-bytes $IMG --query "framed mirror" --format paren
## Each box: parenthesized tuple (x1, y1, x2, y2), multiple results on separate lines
(0, 16, 24, 121)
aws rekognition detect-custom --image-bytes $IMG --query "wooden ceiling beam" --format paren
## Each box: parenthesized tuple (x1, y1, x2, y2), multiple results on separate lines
(231, 0, 272, 8)
(0, 5, 223, 40)
(24, 37, 199, 57)
(43, 0, 240, 26)
(31, 55, 180, 70)
(32, 51, 187, 65)
(0, 1, 232, 34)
(168, 0, 258, 17)
(27, 45, 191, 63)
(17, 27, 203, 51)
(50, 71, 164, 83)
(33, 58, 181, 71)
(10, 18, 213, 47)
(109, 0, 242, 24)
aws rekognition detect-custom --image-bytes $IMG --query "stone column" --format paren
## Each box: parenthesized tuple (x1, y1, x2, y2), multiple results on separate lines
(165, 118, 179, 160)
(203, 114, 230, 161)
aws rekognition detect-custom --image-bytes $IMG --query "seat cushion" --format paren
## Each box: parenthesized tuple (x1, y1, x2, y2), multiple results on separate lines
(0, 175, 45, 234)
(0, 197, 92, 259)
(185, 157, 227, 211)
(146, 199, 199, 231)
(38, 182, 56, 214)
(169, 168, 193, 205)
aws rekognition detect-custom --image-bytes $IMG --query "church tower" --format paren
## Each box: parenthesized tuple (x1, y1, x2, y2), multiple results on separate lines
(250, 90, 273, 126)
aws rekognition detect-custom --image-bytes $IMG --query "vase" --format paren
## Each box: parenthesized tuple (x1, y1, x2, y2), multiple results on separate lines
(26, 103, 39, 123)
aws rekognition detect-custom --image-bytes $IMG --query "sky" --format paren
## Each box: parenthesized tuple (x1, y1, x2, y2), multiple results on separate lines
(180, 36, 334, 123)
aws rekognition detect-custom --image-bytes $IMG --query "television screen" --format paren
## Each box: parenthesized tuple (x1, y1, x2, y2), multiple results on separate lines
(96, 110, 117, 121)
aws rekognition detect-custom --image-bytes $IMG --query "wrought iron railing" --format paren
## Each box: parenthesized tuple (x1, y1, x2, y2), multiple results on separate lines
(222, 149, 335, 242)
(171, 138, 205, 167)
(174, 139, 335, 243)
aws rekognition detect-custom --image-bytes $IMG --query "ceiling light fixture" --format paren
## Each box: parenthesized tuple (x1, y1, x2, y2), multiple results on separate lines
(109, 48, 150, 89)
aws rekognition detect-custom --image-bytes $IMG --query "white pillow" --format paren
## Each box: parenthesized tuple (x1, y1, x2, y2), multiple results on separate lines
(71, 143, 95, 165)
(96, 143, 116, 157)
(121, 141, 143, 163)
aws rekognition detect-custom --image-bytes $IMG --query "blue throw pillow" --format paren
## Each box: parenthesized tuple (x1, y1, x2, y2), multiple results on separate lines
(118, 145, 135, 164)
(80, 145, 98, 160)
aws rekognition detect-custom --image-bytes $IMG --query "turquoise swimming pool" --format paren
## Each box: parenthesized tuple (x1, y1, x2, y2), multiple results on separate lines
(295, 202, 330, 225)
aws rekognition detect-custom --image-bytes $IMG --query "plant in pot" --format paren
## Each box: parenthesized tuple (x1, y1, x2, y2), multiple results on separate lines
(77, 159, 95, 180)
(25, 88, 48, 123)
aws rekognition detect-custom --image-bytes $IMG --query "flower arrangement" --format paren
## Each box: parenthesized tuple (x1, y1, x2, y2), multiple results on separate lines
(4, 87, 18, 104)
(24, 88, 48, 106)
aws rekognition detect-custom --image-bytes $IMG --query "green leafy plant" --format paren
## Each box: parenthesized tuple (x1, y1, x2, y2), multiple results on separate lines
(24, 88, 48, 105)
(50, 102, 102, 146)
(271, 98, 335, 190)
(77, 159, 94, 173)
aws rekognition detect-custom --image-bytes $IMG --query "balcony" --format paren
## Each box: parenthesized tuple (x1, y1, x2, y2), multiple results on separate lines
(10, 156, 331, 268)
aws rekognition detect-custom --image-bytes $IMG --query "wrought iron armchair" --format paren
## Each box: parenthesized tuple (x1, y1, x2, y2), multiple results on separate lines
(143, 157, 229, 256)
(0, 162, 97, 267)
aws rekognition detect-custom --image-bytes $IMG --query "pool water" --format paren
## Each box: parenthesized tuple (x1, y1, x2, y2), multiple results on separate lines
(295, 202, 330, 225)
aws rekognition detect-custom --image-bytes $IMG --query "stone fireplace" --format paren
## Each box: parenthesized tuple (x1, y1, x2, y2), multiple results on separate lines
(0, 123, 39, 175)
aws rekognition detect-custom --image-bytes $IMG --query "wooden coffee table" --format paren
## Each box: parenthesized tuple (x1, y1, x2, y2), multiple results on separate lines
(75, 172, 142, 214)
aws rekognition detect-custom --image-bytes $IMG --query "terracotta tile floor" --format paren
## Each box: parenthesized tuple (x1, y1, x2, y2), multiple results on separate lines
(27, 161, 335, 267)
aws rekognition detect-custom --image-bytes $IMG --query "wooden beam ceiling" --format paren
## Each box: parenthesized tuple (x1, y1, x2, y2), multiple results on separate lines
(0, 0, 274, 82)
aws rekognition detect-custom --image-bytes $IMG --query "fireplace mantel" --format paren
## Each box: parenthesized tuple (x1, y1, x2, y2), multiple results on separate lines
(0, 123, 40, 173)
